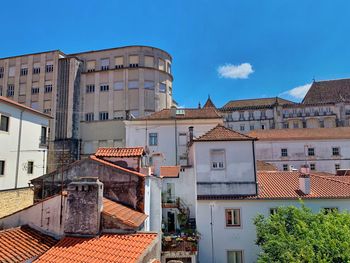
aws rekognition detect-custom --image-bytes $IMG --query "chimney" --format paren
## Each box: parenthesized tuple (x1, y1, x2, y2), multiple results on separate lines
(188, 126, 194, 144)
(170, 106, 177, 118)
(152, 153, 163, 177)
(64, 177, 103, 236)
(198, 102, 201, 109)
(299, 165, 311, 194)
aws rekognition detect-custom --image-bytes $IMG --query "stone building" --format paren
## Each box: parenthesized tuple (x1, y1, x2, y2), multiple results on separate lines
(0, 45, 173, 171)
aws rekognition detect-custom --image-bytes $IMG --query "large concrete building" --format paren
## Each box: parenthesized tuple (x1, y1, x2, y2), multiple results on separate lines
(0, 46, 174, 171)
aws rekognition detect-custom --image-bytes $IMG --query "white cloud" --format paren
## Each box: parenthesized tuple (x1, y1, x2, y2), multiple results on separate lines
(281, 83, 312, 99)
(217, 63, 254, 79)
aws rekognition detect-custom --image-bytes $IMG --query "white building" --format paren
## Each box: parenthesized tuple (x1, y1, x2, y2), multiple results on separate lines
(248, 127, 350, 173)
(0, 96, 51, 190)
(197, 171, 350, 263)
(125, 107, 223, 166)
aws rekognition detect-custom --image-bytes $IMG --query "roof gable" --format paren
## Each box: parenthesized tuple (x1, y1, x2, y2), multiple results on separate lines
(195, 124, 255, 142)
(203, 96, 216, 108)
(95, 147, 145, 158)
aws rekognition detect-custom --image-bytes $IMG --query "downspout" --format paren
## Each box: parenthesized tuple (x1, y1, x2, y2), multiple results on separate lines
(252, 140, 258, 195)
(210, 204, 215, 263)
(175, 118, 178, 165)
(15, 110, 24, 189)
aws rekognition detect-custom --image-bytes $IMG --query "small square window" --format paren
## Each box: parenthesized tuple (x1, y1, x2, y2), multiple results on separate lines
(20, 67, 28, 76)
(211, 149, 225, 170)
(33, 67, 41, 74)
(27, 161, 34, 174)
(227, 250, 243, 263)
(44, 84, 52, 93)
(45, 64, 54, 73)
(249, 125, 254, 131)
(100, 84, 109, 92)
(31, 87, 40, 94)
(225, 209, 241, 227)
(332, 147, 340, 156)
(85, 113, 94, 122)
(99, 112, 109, 120)
(0, 160, 5, 175)
(149, 133, 158, 146)
(0, 115, 9, 132)
(86, 84, 95, 93)
(323, 207, 338, 214)
(310, 163, 316, 171)
(283, 164, 289, 171)
(308, 148, 315, 156)
(281, 148, 288, 157)
(283, 123, 289, 128)
(159, 83, 166, 93)
(335, 164, 340, 170)
(101, 58, 110, 70)
(270, 208, 278, 215)
(240, 125, 245, 131)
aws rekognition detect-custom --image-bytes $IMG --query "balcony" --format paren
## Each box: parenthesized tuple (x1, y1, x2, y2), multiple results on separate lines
(162, 234, 199, 253)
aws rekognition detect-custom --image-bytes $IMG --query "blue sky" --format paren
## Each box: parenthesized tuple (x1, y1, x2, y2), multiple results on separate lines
(1, 0, 350, 107)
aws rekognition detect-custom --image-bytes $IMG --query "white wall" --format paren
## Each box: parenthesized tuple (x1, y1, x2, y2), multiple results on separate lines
(255, 139, 350, 173)
(0, 102, 50, 190)
(197, 199, 350, 263)
(144, 175, 162, 232)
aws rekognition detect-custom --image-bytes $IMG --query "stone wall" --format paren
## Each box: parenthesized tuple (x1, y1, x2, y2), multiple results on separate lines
(0, 188, 33, 218)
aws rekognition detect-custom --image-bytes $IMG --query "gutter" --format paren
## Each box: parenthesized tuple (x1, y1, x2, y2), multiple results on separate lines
(14, 110, 24, 189)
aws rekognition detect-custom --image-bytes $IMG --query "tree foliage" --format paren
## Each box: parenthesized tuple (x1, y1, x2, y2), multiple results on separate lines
(254, 205, 350, 263)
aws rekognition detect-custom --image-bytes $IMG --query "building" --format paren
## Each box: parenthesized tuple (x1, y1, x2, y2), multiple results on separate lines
(0, 96, 51, 190)
(248, 127, 350, 173)
(125, 107, 223, 167)
(197, 171, 350, 263)
(218, 78, 350, 133)
(0, 46, 173, 170)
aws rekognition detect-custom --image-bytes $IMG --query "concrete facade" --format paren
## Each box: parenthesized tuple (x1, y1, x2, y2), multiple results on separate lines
(0, 187, 33, 218)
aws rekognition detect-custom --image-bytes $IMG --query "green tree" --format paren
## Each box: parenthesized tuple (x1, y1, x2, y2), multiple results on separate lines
(254, 205, 350, 263)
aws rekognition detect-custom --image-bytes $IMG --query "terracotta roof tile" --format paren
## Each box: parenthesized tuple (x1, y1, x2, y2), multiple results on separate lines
(303, 78, 350, 104)
(0, 225, 57, 262)
(34, 233, 158, 263)
(102, 198, 148, 228)
(95, 147, 145, 157)
(203, 97, 216, 108)
(195, 124, 255, 141)
(256, 161, 277, 171)
(0, 96, 53, 119)
(89, 155, 146, 177)
(248, 127, 350, 141)
(221, 97, 294, 111)
(136, 108, 222, 120)
(160, 166, 181, 178)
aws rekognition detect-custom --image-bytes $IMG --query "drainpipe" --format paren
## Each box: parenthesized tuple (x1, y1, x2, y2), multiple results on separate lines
(210, 203, 215, 263)
(175, 118, 178, 165)
(15, 110, 24, 189)
(252, 140, 258, 195)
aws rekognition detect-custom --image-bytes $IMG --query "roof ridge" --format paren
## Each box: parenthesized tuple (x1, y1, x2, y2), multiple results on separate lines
(314, 77, 350, 83)
(310, 173, 350, 187)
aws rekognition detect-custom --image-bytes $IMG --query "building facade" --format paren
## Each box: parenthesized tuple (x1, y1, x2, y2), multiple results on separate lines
(0, 46, 173, 171)
(248, 127, 350, 173)
(0, 96, 51, 190)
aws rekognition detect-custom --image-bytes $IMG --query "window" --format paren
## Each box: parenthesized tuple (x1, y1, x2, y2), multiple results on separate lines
(178, 132, 187, 146)
(85, 113, 94, 122)
(283, 122, 289, 129)
(128, 81, 139, 89)
(144, 56, 154, 67)
(129, 55, 139, 68)
(86, 84, 95, 93)
(27, 161, 34, 174)
(167, 62, 171, 74)
(0, 160, 4, 175)
(43, 108, 51, 114)
(320, 120, 324, 128)
(0, 67, 3, 78)
(225, 209, 241, 227)
(114, 81, 124, 90)
(283, 164, 289, 171)
(310, 163, 316, 171)
(249, 125, 254, 130)
(86, 60, 96, 72)
(7, 85, 14, 97)
(0, 85, 2, 96)
(115, 57, 124, 69)
(261, 124, 266, 130)
(40, 126, 47, 145)
(101, 58, 109, 70)
(332, 147, 340, 156)
(293, 121, 299, 128)
(149, 133, 158, 146)
(144, 81, 155, 90)
(323, 207, 338, 214)
(100, 84, 109, 92)
(239, 112, 244, 120)
(31, 87, 40, 94)
(261, 111, 266, 118)
(158, 58, 165, 71)
(240, 125, 245, 131)
(44, 84, 52, 93)
(211, 149, 225, 169)
(99, 112, 109, 120)
(281, 148, 288, 157)
(249, 112, 254, 119)
(159, 82, 166, 93)
(20, 67, 28, 76)
(335, 164, 340, 170)
(227, 250, 243, 263)
(45, 63, 54, 73)
(270, 208, 278, 215)
(33, 64, 41, 74)
(8, 67, 15, 77)
(308, 148, 315, 156)
(0, 115, 9, 132)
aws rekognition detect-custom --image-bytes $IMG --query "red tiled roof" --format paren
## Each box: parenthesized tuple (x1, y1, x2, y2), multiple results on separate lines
(102, 198, 148, 228)
(95, 147, 145, 157)
(0, 96, 53, 119)
(198, 172, 350, 200)
(0, 225, 57, 262)
(256, 161, 277, 171)
(160, 166, 181, 178)
(248, 127, 350, 141)
(195, 124, 255, 141)
(136, 107, 222, 120)
(89, 155, 146, 177)
(221, 97, 294, 111)
(34, 233, 158, 263)
(203, 97, 216, 108)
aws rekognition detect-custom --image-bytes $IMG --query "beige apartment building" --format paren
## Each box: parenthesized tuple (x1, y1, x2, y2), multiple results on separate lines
(0, 45, 173, 170)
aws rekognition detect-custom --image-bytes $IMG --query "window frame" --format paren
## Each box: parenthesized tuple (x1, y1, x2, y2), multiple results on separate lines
(0, 115, 10, 132)
(282, 164, 288, 171)
(149, 132, 158, 146)
(211, 149, 226, 170)
(0, 160, 5, 176)
(227, 250, 244, 263)
(281, 148, 288, 157)
(332, 147, 340, 156)
(225, 208, 241, 228)
(310, 163, 316, 171)
(27, 161, 34, 174)
(308, 147, 315, 156)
